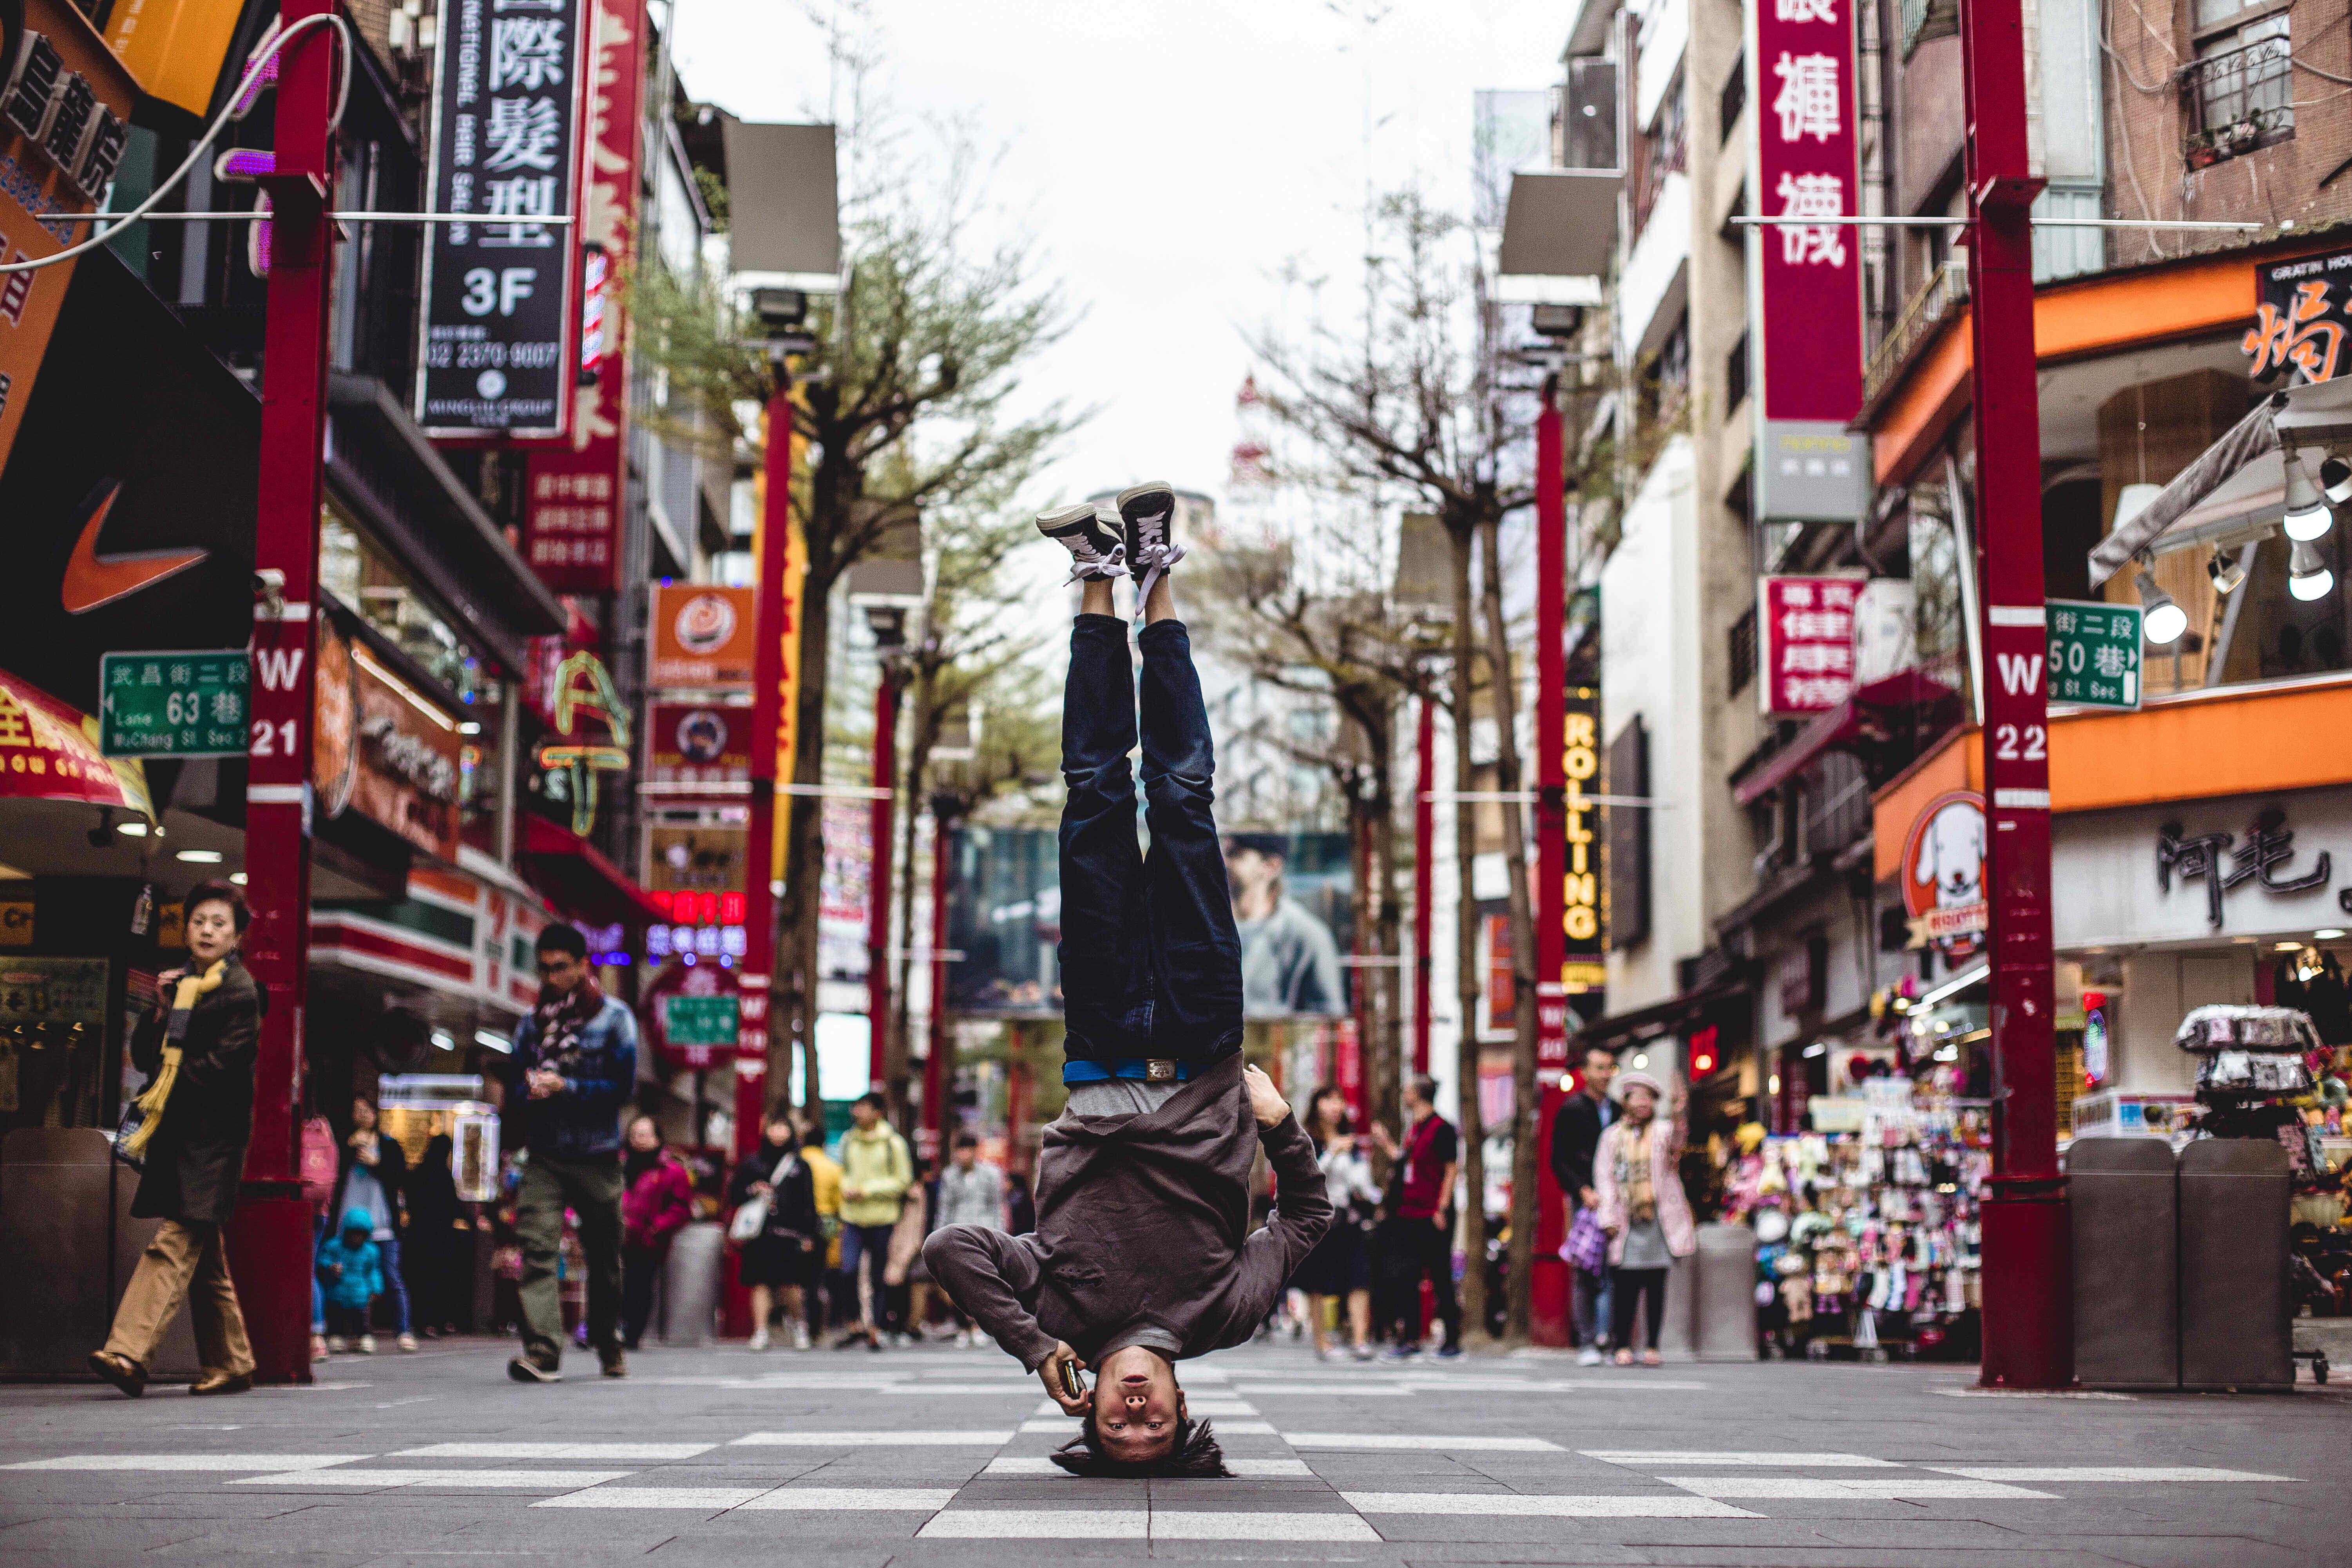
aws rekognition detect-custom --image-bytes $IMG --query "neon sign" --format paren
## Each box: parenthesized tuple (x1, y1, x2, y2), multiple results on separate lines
(534, 650, 631, 835)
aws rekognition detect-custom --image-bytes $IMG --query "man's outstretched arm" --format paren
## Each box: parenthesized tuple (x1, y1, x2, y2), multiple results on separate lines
(1205, 1066, 1334, 1347)
(922, 1224, 1057, 1370)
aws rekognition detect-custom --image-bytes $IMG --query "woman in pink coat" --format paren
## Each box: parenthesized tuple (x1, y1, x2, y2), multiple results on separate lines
(1592, 1070, 1695, 1366)
(620, 1116, 697, 1351)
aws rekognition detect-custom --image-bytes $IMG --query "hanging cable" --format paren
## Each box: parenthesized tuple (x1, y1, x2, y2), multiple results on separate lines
(0, 11, 353, 276)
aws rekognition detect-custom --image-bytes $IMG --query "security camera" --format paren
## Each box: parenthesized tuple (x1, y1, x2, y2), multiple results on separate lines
(252, 568, 285, 594)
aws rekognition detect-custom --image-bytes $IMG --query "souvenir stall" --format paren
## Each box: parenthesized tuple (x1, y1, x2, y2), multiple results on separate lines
(1719, 1075, 1990, 1360)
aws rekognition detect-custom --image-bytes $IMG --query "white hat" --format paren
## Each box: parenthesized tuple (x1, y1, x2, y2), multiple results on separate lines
(1615, 1069, 1668, 1100)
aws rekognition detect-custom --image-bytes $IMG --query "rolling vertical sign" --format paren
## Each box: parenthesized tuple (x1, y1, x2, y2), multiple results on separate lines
(416, 0, 584, 437)
(1748, 0, 1868, 522)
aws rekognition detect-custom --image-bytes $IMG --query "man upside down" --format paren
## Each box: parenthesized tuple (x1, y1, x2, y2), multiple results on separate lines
(923, 482, 1333, 1477)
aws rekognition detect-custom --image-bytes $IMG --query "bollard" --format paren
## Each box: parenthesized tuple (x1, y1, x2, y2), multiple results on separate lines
(660, 1221, 724, 1346)
(1693, 1222, 1760, 1361)
(2178, 1138, 2292, 1391)
(1655, 1251, 1699, 1360)
(2067, 1137, 2177, 1389)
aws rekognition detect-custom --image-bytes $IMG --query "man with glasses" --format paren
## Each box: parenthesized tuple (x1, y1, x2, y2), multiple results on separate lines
(499, 923, 638, 1382)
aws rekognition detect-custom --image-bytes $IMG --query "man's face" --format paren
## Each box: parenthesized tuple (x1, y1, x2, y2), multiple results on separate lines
(851, 1101, 880, 1131)
(954, 1146, 976, 1170)
(1584, 1051, 1616, 1097)
(1401, 1084, 1429, 1122)
(537, 947, 588, 995)
(1223, 846, 1278, 898)
(1092, 1345, 1185, 1463)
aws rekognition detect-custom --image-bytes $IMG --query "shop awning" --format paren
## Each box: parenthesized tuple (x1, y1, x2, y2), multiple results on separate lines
(1733, 669, 1963, 806)
(1497, 170, 1620, 295)
(0, 668, 154, 819)
(520, 815, 666, 927)
(1576, 979, 1747, 1053)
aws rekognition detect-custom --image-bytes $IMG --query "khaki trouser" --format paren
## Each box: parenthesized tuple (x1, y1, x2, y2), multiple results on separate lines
(515, 1151, 623, 1365)
(103, 1219, 255, 1378)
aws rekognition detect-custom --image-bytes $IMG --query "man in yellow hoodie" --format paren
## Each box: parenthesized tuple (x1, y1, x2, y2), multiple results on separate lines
(835, 1092, 911, 1349)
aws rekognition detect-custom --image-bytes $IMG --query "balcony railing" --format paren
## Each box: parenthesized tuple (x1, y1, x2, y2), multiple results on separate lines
(2184, 35, 2294, 168)
(1863, 258, 1969, 410)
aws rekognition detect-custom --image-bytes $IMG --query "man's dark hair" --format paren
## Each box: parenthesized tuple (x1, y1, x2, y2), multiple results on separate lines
(953, 1132, 980, 1150)
(535, 923, 588, 960)
(183, 879, 251, 933)
(855, 1090, 887, 1112)
(1224, 831, 1289, 860)
(1407, 1074, 1441, 1106)
(1050, 1416, 1229, 1479)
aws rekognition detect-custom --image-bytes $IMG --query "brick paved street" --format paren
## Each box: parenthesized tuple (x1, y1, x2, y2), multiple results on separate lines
(2, 1339, 2345, 1566)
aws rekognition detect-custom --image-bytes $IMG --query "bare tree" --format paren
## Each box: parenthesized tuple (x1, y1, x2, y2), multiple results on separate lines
(1242, 187, 1543, 1345)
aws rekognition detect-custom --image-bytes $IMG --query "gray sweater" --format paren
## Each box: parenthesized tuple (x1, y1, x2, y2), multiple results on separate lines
(923, 1052, 1333, 1371)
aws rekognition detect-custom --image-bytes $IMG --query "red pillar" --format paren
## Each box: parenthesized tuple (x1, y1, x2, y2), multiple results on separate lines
(1529, 379, 1572, 1347)
(227, 0, 339, 1386)
(737, 376, 794, 1162)
(866, 674, 899, 1099)
(922, 798, 958, 1155)
(1411, 694, 1436, 1081)
(1960, 0, 2070, 1388)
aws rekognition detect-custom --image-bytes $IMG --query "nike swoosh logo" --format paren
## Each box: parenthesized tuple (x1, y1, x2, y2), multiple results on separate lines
(60, 481, 209, 614)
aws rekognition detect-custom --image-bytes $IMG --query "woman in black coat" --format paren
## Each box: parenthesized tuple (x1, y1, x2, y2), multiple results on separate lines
(402, 1134, 465, 1337)
(728, 1112, 821, 1350)
(91, 880, 264, 1397)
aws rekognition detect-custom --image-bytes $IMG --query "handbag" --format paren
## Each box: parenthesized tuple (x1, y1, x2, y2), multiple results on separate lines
(299, 1115, 339, 1208)
(1562, 1205, 1610, 1274)
(112, 1095, 152, 1171)
(728, 1191, 770, 1243)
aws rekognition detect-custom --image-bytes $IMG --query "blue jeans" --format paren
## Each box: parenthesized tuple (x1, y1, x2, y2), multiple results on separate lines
(1573, 1260, 1614, 1348)
(838, 1222, 898, 1333)
(376, 1233, 412, 1334)
(1057, 616, 1243, 1066)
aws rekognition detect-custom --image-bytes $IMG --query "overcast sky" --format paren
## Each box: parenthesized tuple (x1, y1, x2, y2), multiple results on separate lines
(670, 0, 1566, 554)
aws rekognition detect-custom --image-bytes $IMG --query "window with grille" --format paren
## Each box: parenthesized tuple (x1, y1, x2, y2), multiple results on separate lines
(1729, 607, 1757, 696)
(2184, 7, 2292, 164)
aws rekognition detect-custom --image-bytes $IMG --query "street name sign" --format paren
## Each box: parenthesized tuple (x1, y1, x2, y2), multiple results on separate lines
(100, 651, 250, 757)
(2046, 599, 2142, 710)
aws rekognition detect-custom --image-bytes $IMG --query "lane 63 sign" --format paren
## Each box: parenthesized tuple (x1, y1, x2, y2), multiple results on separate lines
(416, 0, 584, 436)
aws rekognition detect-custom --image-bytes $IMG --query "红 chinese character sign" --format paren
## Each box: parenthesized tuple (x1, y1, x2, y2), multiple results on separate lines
(1751, 0, 1863, 447)
(416, 0, 585, 436)
(2245, 248, 2352, 384)
(1758, 575, 1859, 716)
(2045, 598, 2142, 710)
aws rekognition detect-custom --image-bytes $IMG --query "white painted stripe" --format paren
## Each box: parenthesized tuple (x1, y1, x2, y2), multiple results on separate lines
(253, 601, 313, 621)
(982, 1456, 1313, 1477)
(1288, 1433, 1563, 1452)
(534, 1487, 769, 1510)
(1019, 1419, 1076, 1434)
(1663, 1476, 2057, 1499)
(731, 1430, 1011, 1446)
(1994, 788, 2051, 809)
(230, 1469, 628, 1489)
(1587, 1451, 1898, 1467)
(921, 1509, 1147, 1539)
(1928, 1466, 2300, 1483)
(1150, 1512, 1380, 1541)
(1345, 1492, 1760, 1519)
(1399, 1377, 1709, 1392)
(4, 1455, 370, 1472)
(395, 1443, 715, 1460)
(1989, 605, 2046, 627)
(245, 785, 307, 804)
(887, 1385, 1035, 1394)
(737, 1487, 958, 1510)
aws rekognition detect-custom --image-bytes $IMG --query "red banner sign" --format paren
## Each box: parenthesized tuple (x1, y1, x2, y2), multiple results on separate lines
(1758, 575, 1860, 716)
(1754, 0, 1863, 422)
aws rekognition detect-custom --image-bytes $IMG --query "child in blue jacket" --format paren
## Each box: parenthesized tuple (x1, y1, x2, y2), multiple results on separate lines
(316, 1206, 386, 1353)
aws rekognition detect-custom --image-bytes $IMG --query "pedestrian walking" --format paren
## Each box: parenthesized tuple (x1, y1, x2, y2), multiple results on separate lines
(498, 922, 637, 1383)
(315, 1206, 386, 1349)
(727, 1111, 820, 1351)
(1592, 1069, 1695, 1367)
(1292, 1085, 1380, 1361)
(403, 1133, 465, 1338)
(934, 1134, 1004, 1346)
(1550, 1045, 1619, 1365)
(925, 491, 1331, 1478)
(89, 880, 263, 1398)
(331, 1095, 416, 1351)
(620, 1115, 695, 1350)
(1372, 1074, 1462, 1358)
(836, 1093, 912, 1349)
(884, 1155, 932, 1344)
(798, 1114, 843, 1340)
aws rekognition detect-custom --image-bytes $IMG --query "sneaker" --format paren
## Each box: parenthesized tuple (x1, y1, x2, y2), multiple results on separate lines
(1435, 1343, 1464, 1360)
(748, 1326, 770, 1353)
(792, 1324, 811, 1351)
(1037, 503, 1128, 585)
(397, 1333, 418, 1353)
(311, 1335, 330, 1364)
(1115, 482, 1184, 603)
(599, 1349, 628, 1379)
(889, 1333, 911, 1349)
(357, 1334, 377, 1355)
(954, 1329, 972, 1349)
(324, 1335, 346, 1354)
(1578, 1346, 1604, 1367)
(1381, 1343, 1421, 1362)
(507, 1353, 561, 1383)
(1351, 1343, 1375, 1362)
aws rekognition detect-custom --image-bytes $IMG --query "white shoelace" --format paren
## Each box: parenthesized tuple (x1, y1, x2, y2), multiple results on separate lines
(1132, 541, 1185, 605)
(1063, 543, 1130, 585)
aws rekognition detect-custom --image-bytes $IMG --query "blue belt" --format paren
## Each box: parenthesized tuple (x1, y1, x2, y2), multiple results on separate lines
(1063, 1057, 1197, 1085)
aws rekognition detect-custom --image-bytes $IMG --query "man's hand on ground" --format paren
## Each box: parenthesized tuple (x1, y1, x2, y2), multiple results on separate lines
(1038, 1343, 1089, 1416)
(1243, 1065, 1289, 1128)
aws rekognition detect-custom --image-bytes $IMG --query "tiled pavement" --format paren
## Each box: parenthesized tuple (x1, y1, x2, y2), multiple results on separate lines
(1, 1338, 2345, 1565)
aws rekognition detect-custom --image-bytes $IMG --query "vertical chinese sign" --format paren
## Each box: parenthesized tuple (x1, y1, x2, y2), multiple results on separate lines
(1748, 0, 1868, 522)
(416, 0, 585, 437)
(1758, 575, 1860, 716)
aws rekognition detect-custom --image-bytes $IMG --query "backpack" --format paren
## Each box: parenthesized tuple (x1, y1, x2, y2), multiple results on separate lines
(299, 1115, 339, 1209)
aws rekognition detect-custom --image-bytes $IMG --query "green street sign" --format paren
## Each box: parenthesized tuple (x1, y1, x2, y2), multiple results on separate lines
(2046, 599, 2142, 710)
(663, 994, 740, 1047)
(99, 651, 251, 757)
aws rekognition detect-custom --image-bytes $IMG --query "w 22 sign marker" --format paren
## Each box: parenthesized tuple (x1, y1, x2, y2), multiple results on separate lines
(416, 0, 585, 436)
(2045, 599, 2143, 710)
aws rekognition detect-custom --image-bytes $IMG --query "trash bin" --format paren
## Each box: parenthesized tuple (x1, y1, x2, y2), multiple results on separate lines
(660, 1221, 723, 1346)
(2068, 1137, 2178, 1390)
(2178, 1137, 2292, 1391)
(1693, 1222, 1758, 1362)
